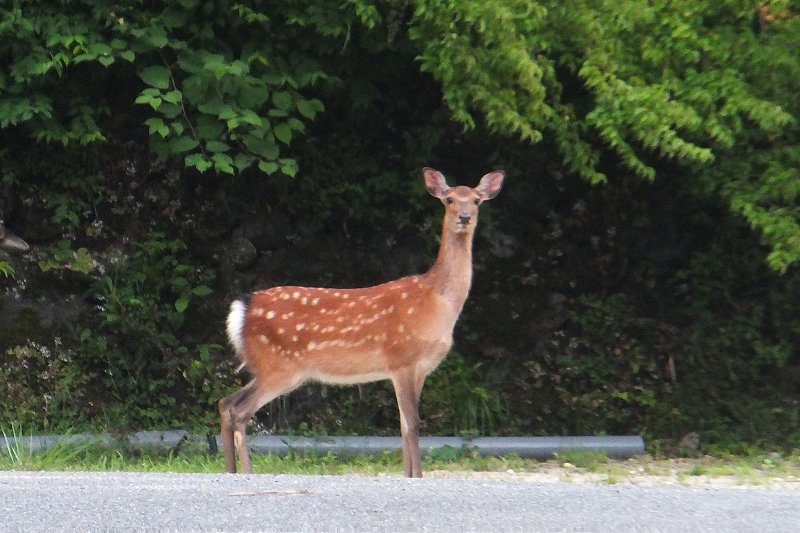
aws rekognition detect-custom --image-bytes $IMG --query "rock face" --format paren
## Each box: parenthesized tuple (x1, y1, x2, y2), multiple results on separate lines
(0, 221, 30, 254)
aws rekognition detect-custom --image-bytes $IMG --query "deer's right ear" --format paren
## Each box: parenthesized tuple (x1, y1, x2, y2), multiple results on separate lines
(423, 167, 450, 198)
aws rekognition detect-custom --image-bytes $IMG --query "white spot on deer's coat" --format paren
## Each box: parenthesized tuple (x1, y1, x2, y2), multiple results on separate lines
(292, 335, 299, 342)
(280, 293, 290, 300)
(296, 323, 305, 331)
(252, 308, 264, 316)
(259, 334, 269, 344)
(407, 307, 415, 314)
(293, 291, 300, 299)
(266, 310, 276, 319)
(312, 298, 320, 305)
(278, 328, 285, 335)
(308, 341, 317, 350)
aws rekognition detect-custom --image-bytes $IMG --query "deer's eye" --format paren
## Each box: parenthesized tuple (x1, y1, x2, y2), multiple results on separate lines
(474, 199, 480, 205)
(446, 197, 454, 205)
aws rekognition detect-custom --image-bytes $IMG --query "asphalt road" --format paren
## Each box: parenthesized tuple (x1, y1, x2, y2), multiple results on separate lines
(1, 471, 798, 531)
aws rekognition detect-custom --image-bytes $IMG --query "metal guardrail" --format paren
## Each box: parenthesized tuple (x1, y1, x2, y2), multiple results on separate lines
(2, 431, 644, 459)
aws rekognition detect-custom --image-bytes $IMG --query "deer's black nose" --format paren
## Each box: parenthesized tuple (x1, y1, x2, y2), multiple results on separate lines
(459, 214, 471, 225)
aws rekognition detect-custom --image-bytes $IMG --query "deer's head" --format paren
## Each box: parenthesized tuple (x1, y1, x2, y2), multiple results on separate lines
(424, 168, 504, 234)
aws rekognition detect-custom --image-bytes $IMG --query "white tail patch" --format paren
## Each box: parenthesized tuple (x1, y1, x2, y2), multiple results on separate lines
(226, 299, 248, 357)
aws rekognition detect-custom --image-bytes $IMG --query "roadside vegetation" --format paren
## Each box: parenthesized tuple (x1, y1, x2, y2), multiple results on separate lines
(2, 2, 800, 454)
(2, 427, 799, 490)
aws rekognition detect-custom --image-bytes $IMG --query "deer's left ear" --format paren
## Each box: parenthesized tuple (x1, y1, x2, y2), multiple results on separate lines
(476, 171, 504, 200)
(423, 167, 450, 198)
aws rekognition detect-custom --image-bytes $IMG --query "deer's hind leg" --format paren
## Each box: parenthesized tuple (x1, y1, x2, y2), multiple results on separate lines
(220, 367, 307, 474)
(219, 380, 258, 473)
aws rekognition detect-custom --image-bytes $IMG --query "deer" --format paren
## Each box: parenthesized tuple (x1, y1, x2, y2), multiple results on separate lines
(219, 167, 504, 477)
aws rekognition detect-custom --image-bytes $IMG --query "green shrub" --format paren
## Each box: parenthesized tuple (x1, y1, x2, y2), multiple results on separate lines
(77, 233, 219, 428)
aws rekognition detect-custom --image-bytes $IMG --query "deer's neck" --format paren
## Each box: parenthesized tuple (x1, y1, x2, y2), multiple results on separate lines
(423, 227, 474, 315)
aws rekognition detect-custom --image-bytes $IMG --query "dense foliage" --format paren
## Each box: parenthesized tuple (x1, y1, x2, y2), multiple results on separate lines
(1, 1, 799, 451)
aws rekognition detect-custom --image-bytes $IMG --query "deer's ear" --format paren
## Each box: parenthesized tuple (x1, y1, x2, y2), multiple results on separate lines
(476, 171, 504, 200)
(423, 167, 450, 198)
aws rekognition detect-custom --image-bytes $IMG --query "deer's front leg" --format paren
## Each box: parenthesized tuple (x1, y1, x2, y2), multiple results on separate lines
(392, 369, 423, 478)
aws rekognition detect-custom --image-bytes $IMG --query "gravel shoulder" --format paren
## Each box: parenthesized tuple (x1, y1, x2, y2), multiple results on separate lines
(422, 456, 800, 491)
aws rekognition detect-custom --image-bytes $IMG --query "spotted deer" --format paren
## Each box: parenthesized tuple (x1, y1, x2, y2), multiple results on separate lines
(220, 167, 504, 477)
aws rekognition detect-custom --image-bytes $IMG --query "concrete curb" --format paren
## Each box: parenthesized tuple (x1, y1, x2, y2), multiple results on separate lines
(2, 431, 645, 460)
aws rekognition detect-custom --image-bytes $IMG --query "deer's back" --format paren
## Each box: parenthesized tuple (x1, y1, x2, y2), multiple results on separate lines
(236, 275, 457, 383)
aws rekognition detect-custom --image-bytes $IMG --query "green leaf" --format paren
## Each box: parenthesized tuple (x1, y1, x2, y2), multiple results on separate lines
(296, 99, 317, 119)
(139, 66, 171, 89)
(145, 118, 169, 137)
(212, 153, 235, 174)
(196, 115, 224, 139)
(135, 89, 163, 111)
(287, 117, 305, 132)
(258, 160, 279, 174)
(197, 99, 224, 115)
(234, 153, 255, 171)
(185, 153, 212, 172)
(147, 26, 169, 48)
(262, 136, 279, 160)
(175, 295, 189, 313)
(239, 83, 269, 108)
(170, 135, 199, 152)
(192, 285, 213, 296)
(274, 123, 292, 145)
(157, 102, 181, 119)
(217, 106, 237, 120)
(243, 133, 274, 159)
(205, 140, 230, 152)
(280, 158, 298, 177)
(182, 74, 209, 104)
(162, 90, 183, 103)
(240, 110, 263, 126)
(272, 91, 292, 112)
